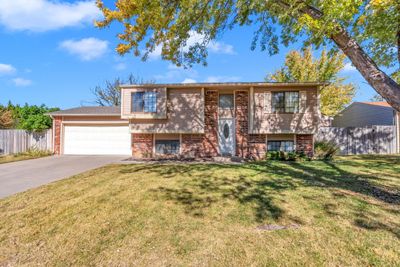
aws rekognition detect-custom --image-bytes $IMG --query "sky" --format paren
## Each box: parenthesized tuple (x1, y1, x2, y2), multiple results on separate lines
(0, 0, 379, 109)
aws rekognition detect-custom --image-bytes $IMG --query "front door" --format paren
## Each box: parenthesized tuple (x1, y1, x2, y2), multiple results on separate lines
(218, 118, 235, 156)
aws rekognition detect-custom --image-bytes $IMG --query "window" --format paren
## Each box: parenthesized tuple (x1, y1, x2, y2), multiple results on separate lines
(267, 141, 294, 152)
(219, 94, 234, 109)
(272, 91, 299, 113)
(132, 91, 157, 112)
(155, 140, 180, 155)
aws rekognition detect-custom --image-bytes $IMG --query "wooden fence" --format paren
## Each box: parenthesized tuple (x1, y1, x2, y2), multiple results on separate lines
(316, 126, 397, 155)
(0, 129, 53, 155)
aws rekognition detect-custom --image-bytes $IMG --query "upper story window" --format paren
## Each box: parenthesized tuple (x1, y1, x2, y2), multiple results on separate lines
(272, 91, 299, 113)
(132, 91, 157, 113)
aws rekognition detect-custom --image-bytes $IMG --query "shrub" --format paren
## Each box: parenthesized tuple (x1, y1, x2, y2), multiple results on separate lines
(314, 141, 339, 160)
(266, 151, 309, 161)
(14, 147, 53, 158)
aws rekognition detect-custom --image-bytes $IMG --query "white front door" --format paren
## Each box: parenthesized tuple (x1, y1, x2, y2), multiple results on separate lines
(64, 125, 131, 155)
(218, 118, 235, 156)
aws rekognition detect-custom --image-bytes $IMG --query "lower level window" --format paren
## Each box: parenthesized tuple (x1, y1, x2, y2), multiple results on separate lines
(267, 141, 294, 152)
(155, 140, 180, 155)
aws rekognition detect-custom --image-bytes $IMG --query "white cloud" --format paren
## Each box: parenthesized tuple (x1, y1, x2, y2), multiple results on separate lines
(0, 0, 101, 32)
(59, 38, 108, 61)
(181, 78, 197, 84)
(343, 62, 357, 72)
(0, 63, 16, 75)
(13, 77, 32, 86)
(147, 31, 236, 60)
(204, 76, 241, 83)
(154, 63, 198, 82)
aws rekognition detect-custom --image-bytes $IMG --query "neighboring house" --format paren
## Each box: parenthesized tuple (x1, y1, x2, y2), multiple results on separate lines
(333, 101, 400, 153)
(49, 82, 324, 159)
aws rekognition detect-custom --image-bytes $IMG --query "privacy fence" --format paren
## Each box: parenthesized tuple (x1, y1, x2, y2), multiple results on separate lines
(0, 129, 53, 155)
(316, 126, 398, 155)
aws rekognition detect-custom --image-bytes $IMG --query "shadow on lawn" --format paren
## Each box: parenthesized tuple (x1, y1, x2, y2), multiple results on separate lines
(120, 158, 400, 236)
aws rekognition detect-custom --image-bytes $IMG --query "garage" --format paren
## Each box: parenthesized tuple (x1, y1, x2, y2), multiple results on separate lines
(63, 125, 131, 155)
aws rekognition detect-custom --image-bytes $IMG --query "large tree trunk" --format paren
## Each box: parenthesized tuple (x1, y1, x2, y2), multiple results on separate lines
(330, 29, 400, 112)
(297, 3, 400, 111)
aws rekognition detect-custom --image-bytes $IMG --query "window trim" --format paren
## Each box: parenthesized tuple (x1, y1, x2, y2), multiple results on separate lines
(271, 91, 299, 114)
(131, 91, 157, 113)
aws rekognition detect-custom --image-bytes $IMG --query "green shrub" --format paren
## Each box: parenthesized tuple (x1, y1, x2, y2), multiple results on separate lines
(314, 141, 339, 160)
(266, 151, 309, 161)
(14, 147, 53, 158)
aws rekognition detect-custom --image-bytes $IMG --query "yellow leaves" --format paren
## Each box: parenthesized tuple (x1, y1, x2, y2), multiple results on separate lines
(116, 43, 131, 55)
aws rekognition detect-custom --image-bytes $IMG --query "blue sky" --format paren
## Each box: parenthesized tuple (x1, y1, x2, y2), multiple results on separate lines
(0, 0, 378, 109)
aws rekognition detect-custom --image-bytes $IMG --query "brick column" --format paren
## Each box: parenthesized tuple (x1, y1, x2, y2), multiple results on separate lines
(53, 116, 62, 155)
(296, 134, 314, 157)
(132, 134, 153, 158)
(202, 90, 219, 157)
(235, 90, 249, 158)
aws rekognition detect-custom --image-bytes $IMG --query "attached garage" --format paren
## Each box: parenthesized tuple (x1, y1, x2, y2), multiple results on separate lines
(49, 107, 131, 156)
(64, 125, 131, 155)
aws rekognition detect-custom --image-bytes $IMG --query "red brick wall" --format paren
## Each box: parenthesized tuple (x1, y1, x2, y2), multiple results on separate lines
(235, 90, 249, 157)
(53, 116, 62, 155)
(132, 134, 153, 158)
(202, 90, 219, 157)
(248, 134, 266, 160)
(181, 134, 203, 158)
(296, 134, 314, 157)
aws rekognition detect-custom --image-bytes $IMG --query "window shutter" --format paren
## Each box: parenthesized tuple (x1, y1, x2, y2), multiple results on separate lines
(264, 91, 272, 113)
(299, 91, 307, 113)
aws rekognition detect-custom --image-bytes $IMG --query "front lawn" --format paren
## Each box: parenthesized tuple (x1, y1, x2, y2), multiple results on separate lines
(0, 151, 52, 164)
(1, 155, 399, 266)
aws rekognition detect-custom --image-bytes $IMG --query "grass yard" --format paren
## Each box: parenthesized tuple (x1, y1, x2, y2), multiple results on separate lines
(1, 155, 399, 266)
(0, 151, 52, 164)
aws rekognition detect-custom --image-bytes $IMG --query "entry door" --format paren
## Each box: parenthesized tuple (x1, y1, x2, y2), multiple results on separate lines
(218, 118, 235, 156)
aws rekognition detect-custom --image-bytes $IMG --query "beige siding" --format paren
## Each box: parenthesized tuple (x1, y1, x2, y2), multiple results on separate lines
(252, 87, 319, 134)
(121, 87, 167, 119)
(130, 88, 205, 134)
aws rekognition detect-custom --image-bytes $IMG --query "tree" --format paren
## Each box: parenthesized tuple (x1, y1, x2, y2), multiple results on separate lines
(95, 0, 400, 111)
(267, 47, 355, 116)
(93, 74, 151, 106)
(0, 106, 14, 129)
(370, 94, 385, 102)
(3, 103, 59, 131)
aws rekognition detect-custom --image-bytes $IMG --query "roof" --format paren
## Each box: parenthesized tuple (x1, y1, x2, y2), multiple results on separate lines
(360, 101, 391, 107)
(120, 81, 328, 89)
(48, 106, 120, 116)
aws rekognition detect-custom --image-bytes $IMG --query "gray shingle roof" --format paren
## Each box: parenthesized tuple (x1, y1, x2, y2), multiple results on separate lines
(48, 106, 120, 116)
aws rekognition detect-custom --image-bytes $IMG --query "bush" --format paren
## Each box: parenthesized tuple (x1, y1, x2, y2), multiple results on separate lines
(314, 141, 339, 160)
(14, 147, 53, 158)
(266, 151, 308, 161)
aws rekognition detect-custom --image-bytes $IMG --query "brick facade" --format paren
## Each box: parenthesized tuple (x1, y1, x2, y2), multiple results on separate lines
(202, 90, 219, 157)
(296, 134, 314, 157)
(53, 116, 62, 155)
(248, 134, 266, 159)
(235, 90, 249, 157)
(132, 134, 153, 158)
(181, 134, 204, 158)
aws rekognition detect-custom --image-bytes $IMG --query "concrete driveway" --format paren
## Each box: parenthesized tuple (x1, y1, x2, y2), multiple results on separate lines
(0, 155, 128, 199)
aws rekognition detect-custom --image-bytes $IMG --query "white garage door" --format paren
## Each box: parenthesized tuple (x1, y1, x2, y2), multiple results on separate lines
(64, 125, 131, 155)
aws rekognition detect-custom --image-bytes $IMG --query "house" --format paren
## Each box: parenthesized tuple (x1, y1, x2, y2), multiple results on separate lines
(333, 101, 400, 153)
(49, 82, 324, 159)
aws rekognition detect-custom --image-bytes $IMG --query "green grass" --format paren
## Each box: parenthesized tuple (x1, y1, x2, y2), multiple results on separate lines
(1, 155, 399, 266)
(0, 150, 52, 164)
